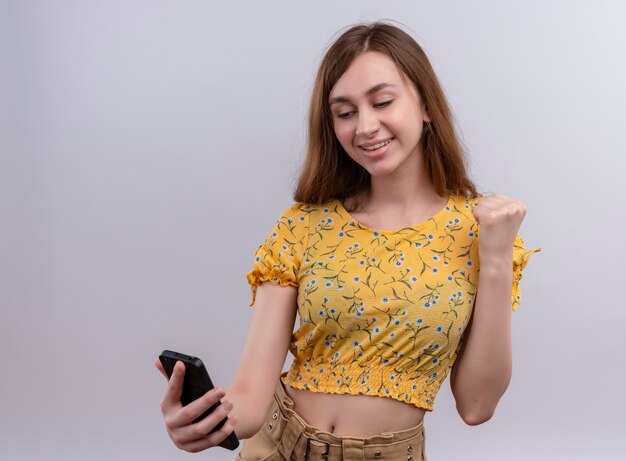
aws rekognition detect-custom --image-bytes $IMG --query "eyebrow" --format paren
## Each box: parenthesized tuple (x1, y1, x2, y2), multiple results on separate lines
(329, 83, 395, 105)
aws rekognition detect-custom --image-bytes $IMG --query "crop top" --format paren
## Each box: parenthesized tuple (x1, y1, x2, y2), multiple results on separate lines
(246, 194, 539, 411)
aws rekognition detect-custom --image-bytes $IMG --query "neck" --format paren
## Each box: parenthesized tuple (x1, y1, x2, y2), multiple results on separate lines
(359, 155, 442, 213)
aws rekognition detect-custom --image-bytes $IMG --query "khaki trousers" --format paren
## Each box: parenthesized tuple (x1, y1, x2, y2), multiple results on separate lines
(236, 378, 426, 461)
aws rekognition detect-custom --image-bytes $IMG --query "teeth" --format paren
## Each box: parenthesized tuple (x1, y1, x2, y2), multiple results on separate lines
(362, 139, 391, 151)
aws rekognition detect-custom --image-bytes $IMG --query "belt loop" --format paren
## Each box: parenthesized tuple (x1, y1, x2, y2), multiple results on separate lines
(277, 415, 306, 460)
(342, 438, 364, 461)
(275, 375, 294, 410)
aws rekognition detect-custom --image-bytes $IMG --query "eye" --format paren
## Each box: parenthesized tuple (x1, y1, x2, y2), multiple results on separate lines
(336, 111, 355, 120)
(373, 99, 393, 109)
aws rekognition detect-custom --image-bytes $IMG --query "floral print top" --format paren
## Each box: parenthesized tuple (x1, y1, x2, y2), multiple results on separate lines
(246, 194, 539, 411)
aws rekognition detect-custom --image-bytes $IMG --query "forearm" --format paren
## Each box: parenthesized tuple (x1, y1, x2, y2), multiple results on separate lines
(451, 256, 512, 424)
(224, 283, 297, 439)
(224, 344, 288, 439)
(224, 385, 273, 440)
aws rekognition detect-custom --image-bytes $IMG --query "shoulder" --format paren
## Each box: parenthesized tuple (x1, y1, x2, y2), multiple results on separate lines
(270, 201, 336, 237)
(440, 194, 481, 226)
(276, 202, 310, 220)
(267, 203, 310, 237)
(277, 200, 344, 221)
(450, 193, 482, 208)
(275, 201, 329, 222)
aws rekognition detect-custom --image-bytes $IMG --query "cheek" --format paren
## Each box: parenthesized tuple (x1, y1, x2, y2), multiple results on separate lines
(333, 123, 354, 150)
(389, 111, 423, 143)
(334, 126, 362, 164)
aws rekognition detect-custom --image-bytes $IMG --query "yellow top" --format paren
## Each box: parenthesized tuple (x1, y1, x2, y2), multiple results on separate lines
(246, 194, 539, 411)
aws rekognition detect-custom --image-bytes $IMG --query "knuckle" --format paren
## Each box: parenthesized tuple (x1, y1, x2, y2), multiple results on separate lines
(164, 415, 176, 431)
(206, 391, 221, 406)
(181, 443, 196, 453)
(203, 392, 215, 405)
(180, 406, 196, 422)
(170, 431, 183, 445)
(215, 403, 228, 418)
(223, 420, 236, 435)
(513, 202, 525, 216)
(206, 431, 225, 447)
(190, 425, 207, 439)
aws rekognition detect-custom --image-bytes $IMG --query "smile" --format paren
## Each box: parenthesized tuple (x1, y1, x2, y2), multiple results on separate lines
(360, 138, 393, 151)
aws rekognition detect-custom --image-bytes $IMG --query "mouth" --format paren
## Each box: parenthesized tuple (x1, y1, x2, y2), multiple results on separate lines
(358, 138, 394, 158)
(359, 138, 393, 151)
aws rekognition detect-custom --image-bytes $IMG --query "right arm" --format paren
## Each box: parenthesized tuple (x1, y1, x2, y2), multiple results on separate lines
(157, 282, 297, 451)
(225, 282, 297, 438)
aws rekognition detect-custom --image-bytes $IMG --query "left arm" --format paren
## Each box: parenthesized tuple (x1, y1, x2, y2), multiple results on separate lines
(450, 194, 526, 425)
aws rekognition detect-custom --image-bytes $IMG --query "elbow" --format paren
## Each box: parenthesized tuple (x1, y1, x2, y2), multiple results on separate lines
(455, 395, 498, 426)
(236, 421, 262, 441)
(458, 407, 495, 426)
(224, 388, 266, 440)
(452, 376, 510, 426)
(229, 406, 265, 440)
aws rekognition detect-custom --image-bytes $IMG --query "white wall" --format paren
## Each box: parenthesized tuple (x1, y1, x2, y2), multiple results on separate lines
(1, 1, 625, 460)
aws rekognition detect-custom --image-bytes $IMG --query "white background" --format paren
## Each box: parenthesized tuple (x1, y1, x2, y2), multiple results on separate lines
(2, 1, 625, 460)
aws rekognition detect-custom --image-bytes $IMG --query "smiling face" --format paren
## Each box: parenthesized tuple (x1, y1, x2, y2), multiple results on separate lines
(329, 51, 431, 180)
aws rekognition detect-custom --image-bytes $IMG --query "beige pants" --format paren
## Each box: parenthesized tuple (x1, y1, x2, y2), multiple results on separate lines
(236, 378, 426, 461)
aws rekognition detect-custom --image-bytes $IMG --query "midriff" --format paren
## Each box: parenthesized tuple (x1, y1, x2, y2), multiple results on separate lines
(284, 384, 426, 437)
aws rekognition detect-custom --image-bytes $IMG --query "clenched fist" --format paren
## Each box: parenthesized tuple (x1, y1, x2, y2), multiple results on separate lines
(472, 194, 526, 260)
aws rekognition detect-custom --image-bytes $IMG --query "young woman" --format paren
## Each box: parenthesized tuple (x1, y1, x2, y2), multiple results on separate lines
(156, 22, 539, 460)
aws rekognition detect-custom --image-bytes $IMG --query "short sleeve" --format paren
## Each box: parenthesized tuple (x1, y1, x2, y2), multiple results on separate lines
(511, 234, 541, 311)
(246, 203, 309, 306)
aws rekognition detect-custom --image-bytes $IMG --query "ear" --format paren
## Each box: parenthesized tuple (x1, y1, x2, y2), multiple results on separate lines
(421, 102, 431, 123)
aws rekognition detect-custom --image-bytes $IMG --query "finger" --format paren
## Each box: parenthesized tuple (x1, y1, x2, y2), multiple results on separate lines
(475, 194, 505, 211)
(475, 195, 522, 221)
(181, 416, 238, 453)
(472, 197, 493, 216)
(162, 361, 186, 409)
(204, 415, 237, 448)
(472, 204, 500, 226)
(484, 193, 511, 202)
(184, 400, 233, 439)
(171, 387, 226, 429)
(155, 359, 168, 379)
(490, 197, 525, 218)
(473, 196, 495, 212)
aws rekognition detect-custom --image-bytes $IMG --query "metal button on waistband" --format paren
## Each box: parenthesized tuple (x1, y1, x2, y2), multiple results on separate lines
(374, 450, 382, 458)
(407, 445, 413, 453)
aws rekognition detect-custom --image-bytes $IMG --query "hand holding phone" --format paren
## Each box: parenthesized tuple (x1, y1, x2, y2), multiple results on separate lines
(157, 350, 239, 451)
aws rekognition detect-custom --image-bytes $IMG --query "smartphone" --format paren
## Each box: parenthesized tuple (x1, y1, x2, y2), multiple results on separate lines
(159, 350, 239, 451)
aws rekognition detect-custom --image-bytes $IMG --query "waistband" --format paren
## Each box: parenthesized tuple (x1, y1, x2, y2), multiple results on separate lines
(273, 377, 426, 460)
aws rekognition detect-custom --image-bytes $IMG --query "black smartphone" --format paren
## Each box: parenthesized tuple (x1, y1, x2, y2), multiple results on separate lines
(158, 350, 239, 451)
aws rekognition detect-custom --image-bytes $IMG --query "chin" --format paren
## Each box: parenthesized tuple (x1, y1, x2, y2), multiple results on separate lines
(362, 163, 400, 178)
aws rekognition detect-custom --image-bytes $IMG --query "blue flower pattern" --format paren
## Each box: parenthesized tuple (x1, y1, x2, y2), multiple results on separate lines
(247, 195, 538, 410)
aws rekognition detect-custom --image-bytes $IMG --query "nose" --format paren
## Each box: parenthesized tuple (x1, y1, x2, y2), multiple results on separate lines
(356, 107, 380, 137)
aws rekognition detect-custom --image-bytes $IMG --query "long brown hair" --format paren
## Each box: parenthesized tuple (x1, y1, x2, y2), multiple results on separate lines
(293, 22, 478, 204)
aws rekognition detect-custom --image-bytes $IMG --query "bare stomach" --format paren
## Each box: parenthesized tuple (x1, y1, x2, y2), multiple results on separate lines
(283, 385, 426, 437)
